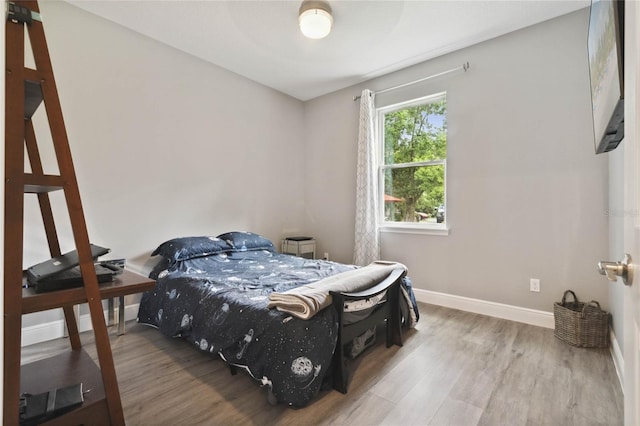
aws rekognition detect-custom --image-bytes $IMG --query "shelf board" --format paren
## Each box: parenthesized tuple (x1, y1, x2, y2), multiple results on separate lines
(20, 349, 109, 425)
(23, 173, 65, 193)
(22, 270, 155, 314)
(24, 184, 64, 193)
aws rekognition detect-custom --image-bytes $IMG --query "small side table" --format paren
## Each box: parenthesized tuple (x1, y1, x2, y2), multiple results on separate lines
(281, 237, 316, 259)
(102, 270, 156, 335)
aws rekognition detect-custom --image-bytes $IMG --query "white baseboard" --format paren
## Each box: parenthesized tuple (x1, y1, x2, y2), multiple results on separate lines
(21, 303, 141, 347)
(413, 288, 555, 329)
(21, 319, 68, 347)
(609, 327, 624, 391)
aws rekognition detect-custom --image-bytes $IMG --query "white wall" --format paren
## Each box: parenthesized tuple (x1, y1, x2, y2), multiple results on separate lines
(20, 2, 307, 328)
(304, 9, 610, 313)
(26, 1, 307, 267)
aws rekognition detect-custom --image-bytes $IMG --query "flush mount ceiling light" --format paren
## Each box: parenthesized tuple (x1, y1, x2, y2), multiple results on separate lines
(298, 1, 333, 39)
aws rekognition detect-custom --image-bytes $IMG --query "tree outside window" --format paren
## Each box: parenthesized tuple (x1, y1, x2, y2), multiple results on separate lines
(378, 92, 447, 225)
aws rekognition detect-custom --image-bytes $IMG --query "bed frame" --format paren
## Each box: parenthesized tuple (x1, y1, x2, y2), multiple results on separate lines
(229, 267, 406, 401)
(330, 267, 406, 393)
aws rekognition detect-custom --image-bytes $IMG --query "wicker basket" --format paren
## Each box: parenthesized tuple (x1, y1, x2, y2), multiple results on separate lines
(553, 290, 610, 348)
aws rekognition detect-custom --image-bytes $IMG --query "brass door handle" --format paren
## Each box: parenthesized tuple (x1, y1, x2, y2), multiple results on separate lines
(598, 253, 632, 286)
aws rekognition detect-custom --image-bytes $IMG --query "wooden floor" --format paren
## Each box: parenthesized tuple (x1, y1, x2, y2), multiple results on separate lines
(22, 303, 623, 425)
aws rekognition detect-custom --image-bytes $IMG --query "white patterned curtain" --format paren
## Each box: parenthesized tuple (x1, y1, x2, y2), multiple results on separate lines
(353, 89, 379, 266)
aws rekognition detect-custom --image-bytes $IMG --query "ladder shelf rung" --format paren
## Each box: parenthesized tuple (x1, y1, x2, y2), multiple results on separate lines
(23, 173, 64, 193)
(23, 67, 40, 81)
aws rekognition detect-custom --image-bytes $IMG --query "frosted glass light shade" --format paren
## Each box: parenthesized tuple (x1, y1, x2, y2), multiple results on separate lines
(299, 6, 333, 39)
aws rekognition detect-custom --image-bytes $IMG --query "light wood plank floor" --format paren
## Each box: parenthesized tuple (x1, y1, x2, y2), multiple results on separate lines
(22, 303, 623, 425)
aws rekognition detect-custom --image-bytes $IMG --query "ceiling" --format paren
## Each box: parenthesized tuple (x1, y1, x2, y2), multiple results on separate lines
(66, 0, 589, 101)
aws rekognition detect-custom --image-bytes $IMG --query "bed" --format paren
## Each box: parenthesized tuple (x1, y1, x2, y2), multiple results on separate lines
(137, 232, 419, 407)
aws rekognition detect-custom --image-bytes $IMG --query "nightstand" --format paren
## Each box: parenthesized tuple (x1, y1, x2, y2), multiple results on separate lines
(282, 237, 316, 259)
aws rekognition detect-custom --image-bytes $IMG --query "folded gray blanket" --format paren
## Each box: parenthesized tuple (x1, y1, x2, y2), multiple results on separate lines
(267, 261, 406, 319)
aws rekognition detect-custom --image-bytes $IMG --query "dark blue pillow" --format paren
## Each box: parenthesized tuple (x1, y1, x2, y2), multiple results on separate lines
(151, 236, 232, 264)
(216, 231, 275, 252)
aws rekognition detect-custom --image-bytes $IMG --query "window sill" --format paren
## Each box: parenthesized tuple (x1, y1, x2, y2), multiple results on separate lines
(379, 223, 450, 236)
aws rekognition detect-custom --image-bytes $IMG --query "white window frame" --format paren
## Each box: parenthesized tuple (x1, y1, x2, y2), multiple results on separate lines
(376, 92, 449, 236)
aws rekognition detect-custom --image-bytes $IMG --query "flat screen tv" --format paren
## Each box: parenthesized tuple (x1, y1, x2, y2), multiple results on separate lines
(588, 0, 624, 154)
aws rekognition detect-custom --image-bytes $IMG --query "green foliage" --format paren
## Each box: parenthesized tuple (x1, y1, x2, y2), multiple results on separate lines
(383, 98, 446, 222)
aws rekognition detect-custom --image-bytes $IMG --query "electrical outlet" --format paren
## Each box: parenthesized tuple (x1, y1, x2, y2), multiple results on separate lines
(530, 278, 540, 292)
(323, 252, 329, 261)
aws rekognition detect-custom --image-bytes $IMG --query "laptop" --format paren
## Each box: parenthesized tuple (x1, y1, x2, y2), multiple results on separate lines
(26, 244, 111, 286)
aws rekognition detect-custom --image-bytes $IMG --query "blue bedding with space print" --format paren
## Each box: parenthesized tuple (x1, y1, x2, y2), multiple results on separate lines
(138, 249, 360, 407)
(138, 232, 419, 407)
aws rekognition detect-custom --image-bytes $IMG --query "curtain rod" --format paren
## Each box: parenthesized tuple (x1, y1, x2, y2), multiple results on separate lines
(353, 61, 470, 101)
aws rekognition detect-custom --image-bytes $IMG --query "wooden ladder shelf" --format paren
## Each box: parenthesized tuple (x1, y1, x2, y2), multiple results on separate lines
(4, 1, 124, 424)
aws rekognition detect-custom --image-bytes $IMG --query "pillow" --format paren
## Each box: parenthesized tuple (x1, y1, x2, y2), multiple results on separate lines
(216, 231, 275, 252)
(151, 236, 232, 263)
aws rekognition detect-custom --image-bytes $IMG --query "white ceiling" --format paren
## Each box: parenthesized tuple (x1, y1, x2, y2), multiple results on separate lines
(66, 0, 589, 101)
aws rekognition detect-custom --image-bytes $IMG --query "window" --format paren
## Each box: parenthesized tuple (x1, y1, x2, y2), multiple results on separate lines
(378, 92, 447, 228)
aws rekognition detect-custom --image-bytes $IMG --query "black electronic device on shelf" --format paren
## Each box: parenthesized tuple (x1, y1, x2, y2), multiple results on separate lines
(31, 264, 118, 293)
(24, 246, 124, 293)
(25, 244, 110, 283)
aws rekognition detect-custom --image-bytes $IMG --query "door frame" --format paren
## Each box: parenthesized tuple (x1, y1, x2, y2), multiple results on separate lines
(622, 1, 640, 424)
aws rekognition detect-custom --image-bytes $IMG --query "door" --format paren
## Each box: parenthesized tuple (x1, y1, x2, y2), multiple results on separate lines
(623, 2, 640, 424)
